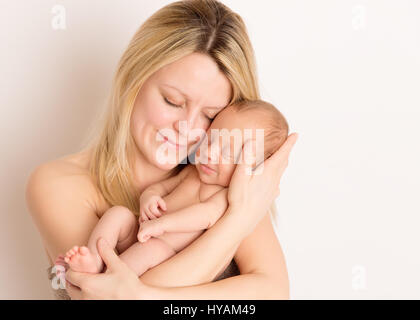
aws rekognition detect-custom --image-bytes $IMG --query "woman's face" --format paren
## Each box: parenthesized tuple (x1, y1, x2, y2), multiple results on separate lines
(130, 52, 232, 171)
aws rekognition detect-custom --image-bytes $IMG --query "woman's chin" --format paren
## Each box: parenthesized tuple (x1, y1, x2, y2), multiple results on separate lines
(153, 157, 180, 171)
(152, 147, 189, 171)
(155, 162, 178, 171)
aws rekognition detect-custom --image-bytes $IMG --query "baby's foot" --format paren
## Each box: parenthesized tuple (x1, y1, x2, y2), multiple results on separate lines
(64, 246, 101, 273)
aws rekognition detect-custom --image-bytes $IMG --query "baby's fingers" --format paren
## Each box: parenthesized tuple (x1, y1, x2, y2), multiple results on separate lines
(139, 210, 148, 222)
(157, 198, 167, 211)
(146, 204, 159, 219)
(150, 204, 162, 218)
(144, 206, 156, 220)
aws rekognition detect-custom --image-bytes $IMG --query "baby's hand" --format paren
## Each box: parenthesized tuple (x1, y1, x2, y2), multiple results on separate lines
(137, 219, 165, 243)
(139, 193, 167, 222)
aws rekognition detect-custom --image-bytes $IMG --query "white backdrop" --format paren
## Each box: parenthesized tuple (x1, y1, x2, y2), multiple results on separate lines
(1, 0, 419, 299)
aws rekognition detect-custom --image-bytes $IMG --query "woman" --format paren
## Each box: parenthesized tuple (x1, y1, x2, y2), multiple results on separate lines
(25, 0, 298, 299)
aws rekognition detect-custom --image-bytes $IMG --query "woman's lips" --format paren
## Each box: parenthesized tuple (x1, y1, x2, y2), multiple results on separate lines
(158, 132, 186, 149)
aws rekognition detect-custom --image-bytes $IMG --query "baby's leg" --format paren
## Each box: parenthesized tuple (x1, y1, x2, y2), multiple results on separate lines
(118, 238, 176, 276)
(65, 206, 138, 273)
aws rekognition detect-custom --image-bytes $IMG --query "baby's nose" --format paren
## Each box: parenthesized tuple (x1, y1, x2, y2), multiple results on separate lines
(208, 146, 220, 165)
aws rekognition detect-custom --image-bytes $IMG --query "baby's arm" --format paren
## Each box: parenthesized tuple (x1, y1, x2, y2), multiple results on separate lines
(138, 188, 228, 242)
(139, 165, 192, 221)
(143, 165, 192, 198)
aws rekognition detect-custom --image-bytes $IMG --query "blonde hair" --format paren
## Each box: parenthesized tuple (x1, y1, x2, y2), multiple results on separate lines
(81, 0, 279, 225)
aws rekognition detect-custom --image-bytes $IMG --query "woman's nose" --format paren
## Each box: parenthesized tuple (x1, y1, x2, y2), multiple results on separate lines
(173, 112, 202, 140)
(173, 119, 187, 137)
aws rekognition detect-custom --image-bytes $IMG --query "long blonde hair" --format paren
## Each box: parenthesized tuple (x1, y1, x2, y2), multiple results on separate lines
(81, 0, 278, 225)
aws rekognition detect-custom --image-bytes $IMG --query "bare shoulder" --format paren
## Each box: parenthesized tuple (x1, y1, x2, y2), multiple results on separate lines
(25, 148, 109, 219)
(25, 148, 112, 262)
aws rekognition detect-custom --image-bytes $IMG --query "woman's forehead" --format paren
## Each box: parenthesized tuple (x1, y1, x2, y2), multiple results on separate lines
(152, 54, 232, 106)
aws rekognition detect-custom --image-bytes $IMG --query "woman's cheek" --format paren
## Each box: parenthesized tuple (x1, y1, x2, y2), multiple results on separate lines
(145, 102, 177, 127)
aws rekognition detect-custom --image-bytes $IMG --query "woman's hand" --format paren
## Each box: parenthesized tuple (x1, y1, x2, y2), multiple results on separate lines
(65, 238, 149, 300)
(227, 133, 298, 235)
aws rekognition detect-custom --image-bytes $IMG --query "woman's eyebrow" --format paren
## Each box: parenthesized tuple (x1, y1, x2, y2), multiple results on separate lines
(162, 84, 191, 100)
(162, 84, 226, 109)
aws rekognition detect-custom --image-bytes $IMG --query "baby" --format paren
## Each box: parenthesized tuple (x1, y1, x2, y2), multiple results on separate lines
(59, 100, 289, 277)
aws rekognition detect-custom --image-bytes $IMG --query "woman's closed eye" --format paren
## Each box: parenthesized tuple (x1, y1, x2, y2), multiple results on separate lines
(164, 96, 215, 121)
(163, 96, 183, 108)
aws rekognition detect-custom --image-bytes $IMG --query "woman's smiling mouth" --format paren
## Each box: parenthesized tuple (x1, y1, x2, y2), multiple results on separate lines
(158, 131, 187, 149)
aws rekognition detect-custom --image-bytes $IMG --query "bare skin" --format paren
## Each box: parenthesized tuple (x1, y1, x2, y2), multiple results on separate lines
(61, 106, 260, 276)
(27, 134, 297, 299)
(26, 52, 296, 299)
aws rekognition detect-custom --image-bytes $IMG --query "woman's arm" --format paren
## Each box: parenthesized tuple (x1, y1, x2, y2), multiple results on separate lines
(147, 212, 289, 299)
(25, 162, 100, 264)
(65, 134, 298, 299)
(66, 212, 288, 299)
(140, 206, 248, 286)
(139, 135, 297, 288)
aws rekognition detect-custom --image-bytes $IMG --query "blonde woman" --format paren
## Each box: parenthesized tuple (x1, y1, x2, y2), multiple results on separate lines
(26, 0, 298, 299)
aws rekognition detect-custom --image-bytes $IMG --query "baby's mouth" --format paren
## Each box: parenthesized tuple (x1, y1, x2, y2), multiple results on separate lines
(198, 162, 217, 174)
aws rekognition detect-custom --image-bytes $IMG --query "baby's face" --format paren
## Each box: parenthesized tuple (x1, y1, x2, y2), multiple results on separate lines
(194, 107, 259, 186)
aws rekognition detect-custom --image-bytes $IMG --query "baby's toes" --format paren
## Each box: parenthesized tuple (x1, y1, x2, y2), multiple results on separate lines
(79, 246, 90, 256)
(64, 246, 79, 261)
(64, 252, 72, 261)
(67, 246, 78, 257)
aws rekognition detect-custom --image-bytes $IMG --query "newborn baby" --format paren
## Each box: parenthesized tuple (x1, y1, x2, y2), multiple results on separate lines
(59, 99, 289, 277)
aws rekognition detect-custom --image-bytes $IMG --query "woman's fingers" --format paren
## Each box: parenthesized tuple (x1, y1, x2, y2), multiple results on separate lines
(65, 269, 89, 288)
(231, 139, 255, 182)
(266, 133, 298, 170)
(65, 279, 83, 299)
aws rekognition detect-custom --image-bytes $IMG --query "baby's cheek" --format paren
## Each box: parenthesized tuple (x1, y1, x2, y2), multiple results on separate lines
(219, 164, 236, 187)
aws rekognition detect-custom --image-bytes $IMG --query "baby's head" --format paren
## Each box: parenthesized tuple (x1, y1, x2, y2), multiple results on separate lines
(194, 99, 289, 186)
